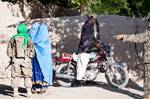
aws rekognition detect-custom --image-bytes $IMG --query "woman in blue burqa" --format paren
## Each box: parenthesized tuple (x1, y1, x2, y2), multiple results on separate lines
(28, 22, 53, 93)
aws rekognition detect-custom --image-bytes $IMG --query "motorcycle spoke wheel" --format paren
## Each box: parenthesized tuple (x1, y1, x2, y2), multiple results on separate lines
(105, 64, 129, 89)
(56, 63, 75, 87)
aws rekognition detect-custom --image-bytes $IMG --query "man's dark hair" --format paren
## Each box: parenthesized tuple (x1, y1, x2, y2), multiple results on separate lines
(148, 17, 150, 22)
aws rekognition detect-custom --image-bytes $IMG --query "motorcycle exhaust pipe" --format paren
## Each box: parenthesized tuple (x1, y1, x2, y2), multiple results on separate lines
(55, 73, 75, 80)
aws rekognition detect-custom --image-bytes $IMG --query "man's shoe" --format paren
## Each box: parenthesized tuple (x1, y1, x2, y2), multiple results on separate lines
(72, 80, 83, 87)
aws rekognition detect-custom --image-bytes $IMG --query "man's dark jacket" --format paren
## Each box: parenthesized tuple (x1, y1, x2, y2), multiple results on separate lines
(77, 19, 100, 54)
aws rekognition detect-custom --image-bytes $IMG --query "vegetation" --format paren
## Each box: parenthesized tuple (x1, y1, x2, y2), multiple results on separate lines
(69, 0, 150, 17)
(2, 0, 150, 17)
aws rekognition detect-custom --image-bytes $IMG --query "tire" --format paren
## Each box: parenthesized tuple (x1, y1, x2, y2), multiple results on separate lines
(56, 63, 75, 87)
(105, 63, 129, 89)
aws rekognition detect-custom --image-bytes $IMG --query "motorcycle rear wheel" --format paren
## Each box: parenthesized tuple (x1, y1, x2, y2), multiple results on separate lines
(105, 63, 129, 89)
(56, 63, 75, 87)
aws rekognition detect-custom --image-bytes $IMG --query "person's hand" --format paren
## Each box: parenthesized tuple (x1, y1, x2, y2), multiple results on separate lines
(95, 42, 100, 47)
(113, 34, 124, 40)
(52, 48, 57, 54)
(95, 41, 102, 48)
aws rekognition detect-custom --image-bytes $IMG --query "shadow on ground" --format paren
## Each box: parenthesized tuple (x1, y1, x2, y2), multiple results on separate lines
(0, 84, 26, 97)
(126, 79, 143, 91)
(0, 78, 143, 99)
(81, 79, 143, 99)
(56, 78, 143, 99)
(97, 82, 143, 99)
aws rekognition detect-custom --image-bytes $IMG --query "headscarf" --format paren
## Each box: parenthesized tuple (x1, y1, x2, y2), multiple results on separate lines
(11, 23, 29, 47)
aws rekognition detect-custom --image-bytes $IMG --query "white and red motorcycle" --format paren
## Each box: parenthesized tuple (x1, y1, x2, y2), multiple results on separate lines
(54, 41, 129, 89)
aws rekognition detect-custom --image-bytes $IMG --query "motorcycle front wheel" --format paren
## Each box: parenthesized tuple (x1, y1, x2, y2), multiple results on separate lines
(55, 63, 76, 87)
(105, 63, 129, 89)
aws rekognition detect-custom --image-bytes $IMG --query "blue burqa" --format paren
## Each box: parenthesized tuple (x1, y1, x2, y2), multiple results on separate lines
(29, 22, 53, 85)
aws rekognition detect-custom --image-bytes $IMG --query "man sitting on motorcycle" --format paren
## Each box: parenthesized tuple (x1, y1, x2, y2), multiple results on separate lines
(76, 14, 101, 81)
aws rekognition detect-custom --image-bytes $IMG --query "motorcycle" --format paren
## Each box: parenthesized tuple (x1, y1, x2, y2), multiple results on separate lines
(54, 41, 129, 89)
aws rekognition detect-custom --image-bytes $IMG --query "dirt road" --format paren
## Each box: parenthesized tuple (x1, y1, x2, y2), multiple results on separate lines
(0, 75, 143, 99)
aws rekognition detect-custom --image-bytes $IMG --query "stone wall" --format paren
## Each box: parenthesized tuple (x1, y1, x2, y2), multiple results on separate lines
(44, 16, 146, 75)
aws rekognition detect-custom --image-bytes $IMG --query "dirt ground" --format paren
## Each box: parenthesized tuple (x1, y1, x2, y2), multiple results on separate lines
(0, 74, 144, 99)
